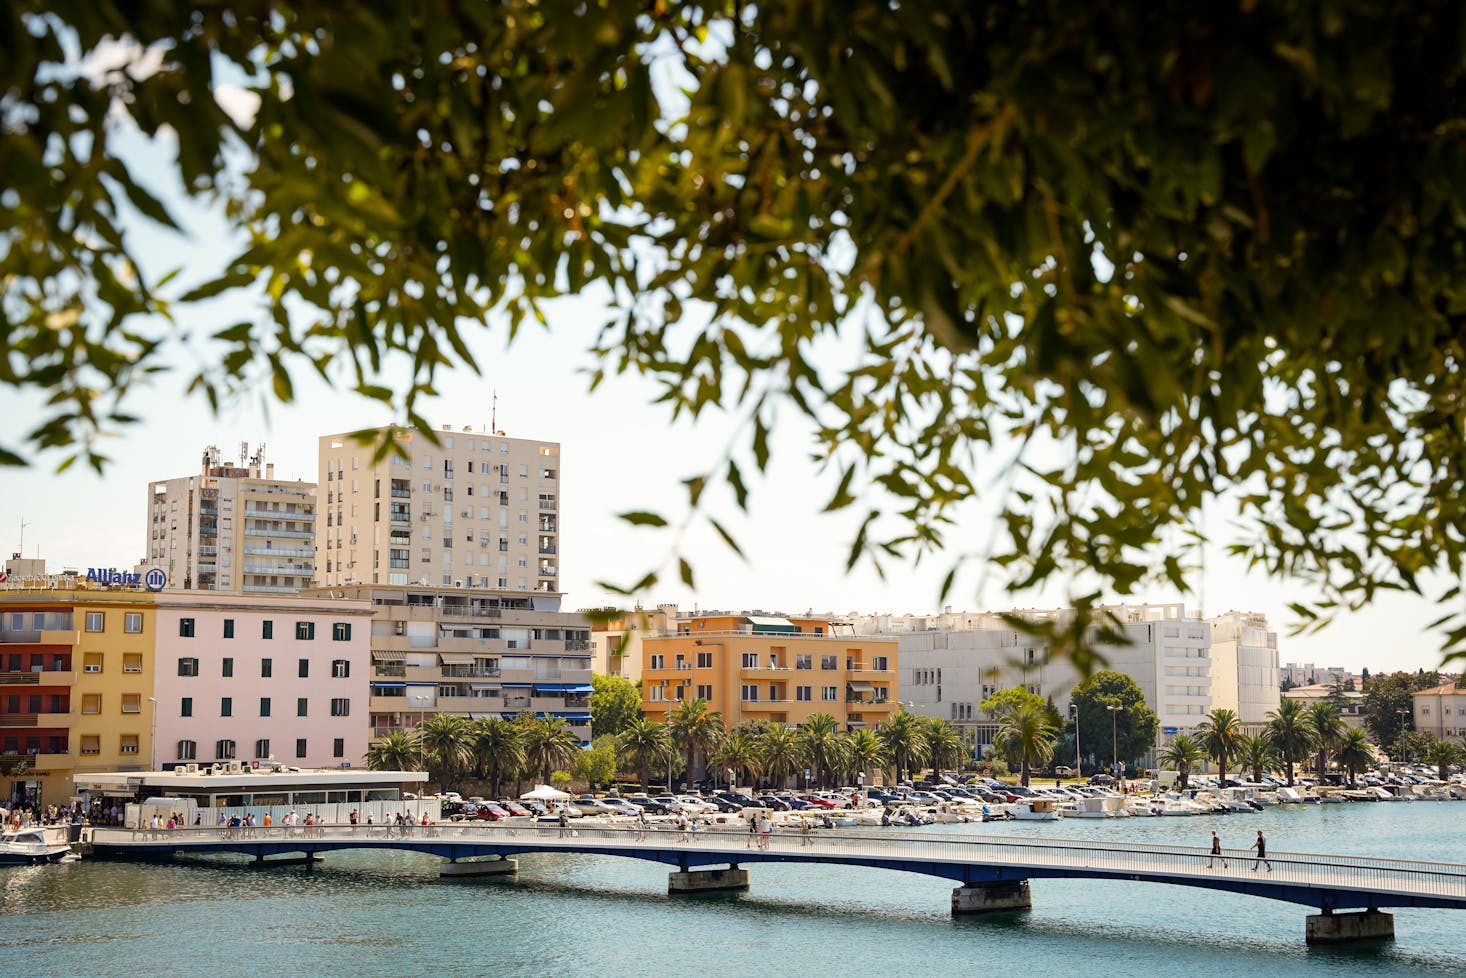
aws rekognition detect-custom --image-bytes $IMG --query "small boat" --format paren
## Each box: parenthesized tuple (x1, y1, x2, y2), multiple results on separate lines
(0, 826, 72, 865)
(1012, 798, 1061, 821)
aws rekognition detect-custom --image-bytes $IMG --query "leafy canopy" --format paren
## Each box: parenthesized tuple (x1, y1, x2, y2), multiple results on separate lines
(9, 3, 1466, 655)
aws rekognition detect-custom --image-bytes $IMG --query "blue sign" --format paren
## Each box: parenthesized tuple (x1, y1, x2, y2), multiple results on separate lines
(1162, 726, 1179, 735)
(85, 566, 168, 592)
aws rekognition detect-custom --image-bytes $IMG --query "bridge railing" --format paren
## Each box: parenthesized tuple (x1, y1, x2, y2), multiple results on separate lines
(86, 823, 1466, 902)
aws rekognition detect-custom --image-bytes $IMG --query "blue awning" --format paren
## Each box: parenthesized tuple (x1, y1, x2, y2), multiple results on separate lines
(405, 681, 438, 687)
(554, 712, 592, 722)
(502, 683, 534, 688)
(371, 682, 406, 689)
(532, 683, 595, 693)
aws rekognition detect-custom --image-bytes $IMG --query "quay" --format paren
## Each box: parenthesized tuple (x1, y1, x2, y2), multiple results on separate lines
(83, 821, 1466, 945)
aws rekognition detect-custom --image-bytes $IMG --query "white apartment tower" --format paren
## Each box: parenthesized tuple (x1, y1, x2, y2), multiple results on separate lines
(146, 444, 317, 594)
(1206, 610, 1281, 724)
(317, 425, 560, 594)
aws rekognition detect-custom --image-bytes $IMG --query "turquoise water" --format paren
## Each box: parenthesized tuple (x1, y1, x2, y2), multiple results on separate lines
(4, 802, 1465, 977)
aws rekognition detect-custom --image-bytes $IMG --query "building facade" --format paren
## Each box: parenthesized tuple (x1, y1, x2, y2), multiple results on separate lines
(639, 612, 898, 730)
(146, 443, 317, 594)
(1, 572, 159, 807)
(1282, 662, 1348, 688)
(151, 593, 373, 770)
(1413, 683, 1466, 744)
(300, 584, 594, 747)
(1205, 611, 1282, 724)
(316, 425, 561, 593)
(587, 604, 676, 683)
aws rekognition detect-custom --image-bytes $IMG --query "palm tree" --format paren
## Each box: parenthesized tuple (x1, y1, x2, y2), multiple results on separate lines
(994, 700, 1057, 787)
(800, 713, 841, 788)
(921, 717, 967, 781)
(1236, 733, 1279, 784)
(1197, 708, 1243, 787)
(1336, 728, 1374, 786)
(470, 717, 524, 798)
(666, 698, 724, 790)
(1158, 734, 1206, 790)
(520, 715, 581, 785)
(758, 723, 807, 790)
(1307, 701, 1346, 778)
(415, 713, 473, 789)
(617, 716, 674, 790)
(365, 731, 421, 772)
(1265, 699, 1316, 786)
(1424, 738, 1465, 781)
(709, 730, 763, 792)
(840, 728, 889, 787)
(876, 709, 926, 783)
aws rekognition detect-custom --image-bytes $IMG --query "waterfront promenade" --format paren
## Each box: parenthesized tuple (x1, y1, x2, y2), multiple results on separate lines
(85, 821, 1466, 943)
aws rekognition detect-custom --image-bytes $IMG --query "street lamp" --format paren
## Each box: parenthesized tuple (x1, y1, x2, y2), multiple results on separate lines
(1107, 704, 1121, 774)
(1070, 702, 1081, 776)
(727, 767, 735, 792)
(858, 771, 865, 800)
(147, 697, 157, 772)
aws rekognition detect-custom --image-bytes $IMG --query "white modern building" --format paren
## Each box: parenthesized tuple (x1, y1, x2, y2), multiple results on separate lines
(1282, 662, 1348, 688)
(316, 425, 560, 593)
(146, 444, 316, 594)
(1206, 610, 1281, 724)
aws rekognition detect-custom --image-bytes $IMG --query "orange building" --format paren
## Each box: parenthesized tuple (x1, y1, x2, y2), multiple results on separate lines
(640, 613, 898, 729)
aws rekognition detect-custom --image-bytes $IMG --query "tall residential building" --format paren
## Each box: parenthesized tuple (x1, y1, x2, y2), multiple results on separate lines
(1282, 662, 1348, 688)
(316, 425, 561, 593)
(1206, 610, 1281, 724)
(146, 443, 317, 594)
(587, 604, 677, 682)
(639, 612, 898, 731)
(300, 583, 594, 747)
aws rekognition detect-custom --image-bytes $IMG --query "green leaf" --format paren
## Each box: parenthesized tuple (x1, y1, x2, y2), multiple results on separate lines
(619, 511, 668, 527)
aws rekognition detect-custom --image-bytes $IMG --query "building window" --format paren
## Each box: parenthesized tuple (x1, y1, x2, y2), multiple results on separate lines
(223, 618, 235, 639)
(255, 738, 271, 759)
(262, 620, 273, 639)
(296, 621, 315, 640)
(696, 651, 713, 668)
(220, 697, 232, 717)
(741, 652, 758, 668)
(297, 697, 308, 717)
(333, 622, 352, 641)
(822, 686, 838, 701)
(647, 686, 664, 702)
(83, 653, 103, 673)
(295, 738, 308, 758)
(741, 684, 759, 701)
(121, 693, 141, 713)
(216, 739, 237, 760)
(260, 697, 271, 717)
(261, 658, 272, 678)
(85, 611, 104, 632)
(177, 740, 196, 761)
(333, 738, 345, 759)
(332, 659, 350, 678)
(650, 654, 664, 670)
(795, 654, 812, 670)
(124, 612, 142, 633)
(222, 657, 233, 678)
(330, 698, 350, 717)
(695, 684, 714, 699)
(181, 697, 193, 717)
(119, 734, 139, 755)
(123, 653, 142, 674)
(80, 735, 100, 755)
(179, 618, 196, 637)
(821, 655, 838, 670)
(796, 686, 812, 701)
(82, 693, 102, 714)
(299, 659, 309, 678)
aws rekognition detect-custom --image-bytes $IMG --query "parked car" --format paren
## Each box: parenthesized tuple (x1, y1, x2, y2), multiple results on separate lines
(1087, 774, 1116, 786)
(798, 794, 837, 809)
(496, 800, 531, 817)
(571, 797, 618, 816)
(599, 797, 640, 816)
(1054, 766, 1076, 777)
(626, 797, 673, 815)
(756, 795, 791, 811)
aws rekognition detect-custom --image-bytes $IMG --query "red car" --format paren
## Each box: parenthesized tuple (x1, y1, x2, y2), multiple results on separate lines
(798, 794, 836, 809)
(469, 802, 505, 821)
(496, 800, 531, 817)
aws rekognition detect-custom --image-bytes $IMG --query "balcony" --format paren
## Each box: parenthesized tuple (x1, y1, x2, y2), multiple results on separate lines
(440, 666, 501, 679)
(243, 506, 313, 519)
(741, 665, 794, 677)
(241, 585, 300, 594)
(245, 545, 314, 557)
(244, 527, 313, 539)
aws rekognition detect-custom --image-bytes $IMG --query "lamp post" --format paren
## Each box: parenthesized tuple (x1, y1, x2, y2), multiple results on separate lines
(858, 771, 865, 801)
(728, 767, 735, 793)
(1070, 702, 1081, 777)
(1107, 704, 1121, 775)
(147, 696, 157, 771)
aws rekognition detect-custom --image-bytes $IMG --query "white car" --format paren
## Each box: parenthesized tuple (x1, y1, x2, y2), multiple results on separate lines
(675, 795, 718, 814)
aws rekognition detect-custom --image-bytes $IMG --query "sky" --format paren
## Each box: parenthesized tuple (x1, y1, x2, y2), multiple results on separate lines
(1, 45, 1456, 677)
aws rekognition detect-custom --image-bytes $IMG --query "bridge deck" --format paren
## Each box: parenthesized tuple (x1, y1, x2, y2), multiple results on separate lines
(86, 823, 1466, 912)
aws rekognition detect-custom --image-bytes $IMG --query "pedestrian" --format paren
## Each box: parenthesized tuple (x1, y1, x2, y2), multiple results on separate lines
(1208, 829, 1228, 869)
(799, 818, 813, 846)
(349, 809, 359, 826)
(746, 815, 757, 848)
(758, 814, 773, 850)
(635, 809, 649, 842)
(1250, 829, 1272, 872)
(558, 809, 570, 838)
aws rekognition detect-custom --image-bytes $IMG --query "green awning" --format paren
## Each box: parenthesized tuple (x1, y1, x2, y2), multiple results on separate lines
(745, 615, 797, 634)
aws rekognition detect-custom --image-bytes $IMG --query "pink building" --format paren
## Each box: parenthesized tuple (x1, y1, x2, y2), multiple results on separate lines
(152, 593, 373, 770)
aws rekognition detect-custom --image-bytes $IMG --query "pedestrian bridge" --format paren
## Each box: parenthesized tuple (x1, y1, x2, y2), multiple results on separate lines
(85, 822, 1466, 944)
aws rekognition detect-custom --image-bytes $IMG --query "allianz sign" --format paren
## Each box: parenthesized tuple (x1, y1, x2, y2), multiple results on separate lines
(86, 567, 168, 592)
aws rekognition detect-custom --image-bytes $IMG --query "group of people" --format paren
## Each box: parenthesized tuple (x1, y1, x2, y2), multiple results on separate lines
(1208, 829, 1273, 872)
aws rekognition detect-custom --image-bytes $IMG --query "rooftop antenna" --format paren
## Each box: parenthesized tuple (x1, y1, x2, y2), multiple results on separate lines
(491, 389, 498, 435)
(18, 518, 29, 556)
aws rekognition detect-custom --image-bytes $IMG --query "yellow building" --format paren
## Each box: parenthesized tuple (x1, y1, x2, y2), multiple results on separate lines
(1, 582, 158, 807)
(640, 613, 898, 729)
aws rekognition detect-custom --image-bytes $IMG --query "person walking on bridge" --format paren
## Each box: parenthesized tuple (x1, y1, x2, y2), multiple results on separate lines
(1250, 829, 1272, 872)
(1208, 829, 1228, 869)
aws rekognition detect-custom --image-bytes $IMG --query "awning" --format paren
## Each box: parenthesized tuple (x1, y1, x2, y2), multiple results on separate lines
(847, 681, 876, 692)
(554, 713, 592, 723)
(371, 650, 406, 662)
(470, 683, 501, 691)
(405, 681, 438, 687)
(371, 682, 406, 690)
(746, 614, 797, 633)
(437, 653, 478, 666)
(532, 683, 594, 693)
(502, 683, 533, 689)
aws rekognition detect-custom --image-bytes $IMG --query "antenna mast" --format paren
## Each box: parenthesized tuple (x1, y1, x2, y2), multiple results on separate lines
(491, 389, 498, 435)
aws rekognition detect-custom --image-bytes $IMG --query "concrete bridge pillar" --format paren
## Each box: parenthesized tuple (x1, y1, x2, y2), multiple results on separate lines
(1305, 909, 1394, 945)
(440, 856, 518, 878)
(951, 880, 1032, 916)
(668, 867, 750, 894)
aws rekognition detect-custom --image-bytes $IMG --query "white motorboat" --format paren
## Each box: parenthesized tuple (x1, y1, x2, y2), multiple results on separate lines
(0, 826, 72, 865)
(1069, 796, 1127, 818)
(1011, 798, 1061, 821)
